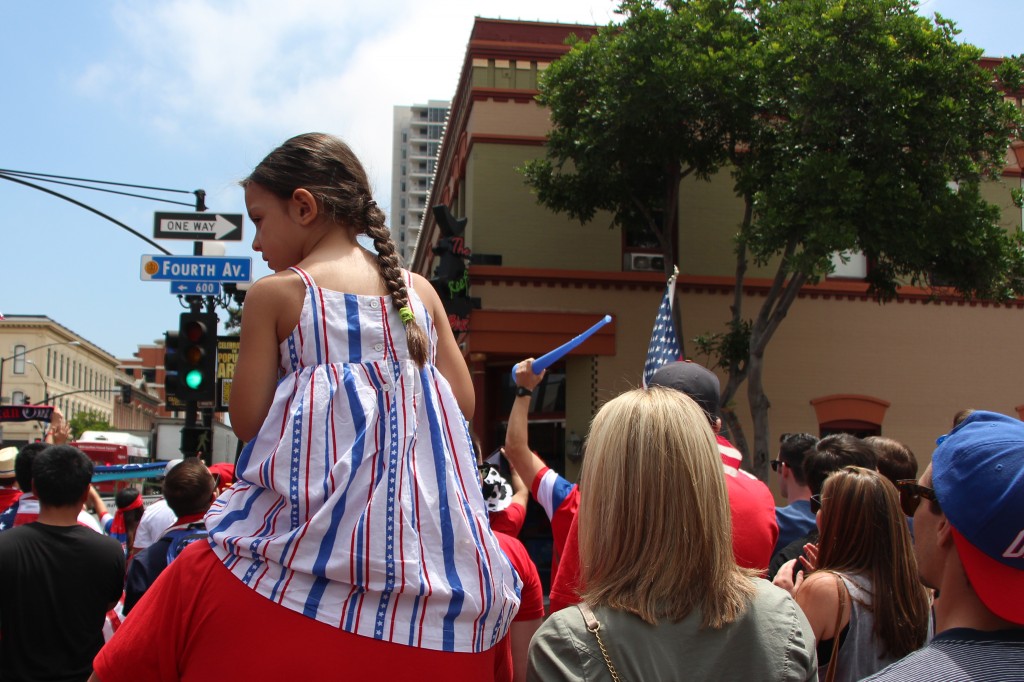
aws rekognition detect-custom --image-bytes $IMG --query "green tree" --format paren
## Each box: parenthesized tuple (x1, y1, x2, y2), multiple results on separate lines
(524, 0, 1024, 478)
(68, 410, 111, 440)
(522, 0, 758, 346)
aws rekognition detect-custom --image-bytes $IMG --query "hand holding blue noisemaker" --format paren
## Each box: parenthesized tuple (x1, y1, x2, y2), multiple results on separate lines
(512, 315, 612, 378)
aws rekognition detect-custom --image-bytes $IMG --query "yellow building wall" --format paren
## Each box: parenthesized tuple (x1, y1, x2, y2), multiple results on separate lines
(475, 277, 1024, 500)
(466, 143, 621, 271)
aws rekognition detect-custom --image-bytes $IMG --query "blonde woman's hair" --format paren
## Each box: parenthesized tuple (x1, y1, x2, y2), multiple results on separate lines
(579, 387, 755, 627)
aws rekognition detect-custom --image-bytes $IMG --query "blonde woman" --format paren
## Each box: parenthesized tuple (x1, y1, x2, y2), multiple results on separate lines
(527, 388, 817, 681)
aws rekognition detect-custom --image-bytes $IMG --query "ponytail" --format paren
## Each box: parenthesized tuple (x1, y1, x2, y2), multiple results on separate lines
(365, 218, 429, 367)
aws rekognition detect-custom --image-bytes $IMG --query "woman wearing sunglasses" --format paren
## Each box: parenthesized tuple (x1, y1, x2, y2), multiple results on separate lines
(774, 466, 930, 681)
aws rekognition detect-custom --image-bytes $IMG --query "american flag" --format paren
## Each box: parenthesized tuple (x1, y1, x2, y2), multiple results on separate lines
(642, 269, 681, 387)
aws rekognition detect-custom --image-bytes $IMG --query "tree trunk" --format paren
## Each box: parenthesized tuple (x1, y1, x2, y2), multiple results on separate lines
(746, 341, 771, 481)
(720, 406, 749, 463)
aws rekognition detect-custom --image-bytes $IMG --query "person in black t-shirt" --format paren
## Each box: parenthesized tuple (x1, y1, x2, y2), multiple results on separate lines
(0, 445, 124, 682)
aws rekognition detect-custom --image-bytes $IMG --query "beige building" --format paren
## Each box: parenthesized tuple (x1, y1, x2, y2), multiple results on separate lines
(411, 18, 1024, 492)
(0, 315, 158, 446)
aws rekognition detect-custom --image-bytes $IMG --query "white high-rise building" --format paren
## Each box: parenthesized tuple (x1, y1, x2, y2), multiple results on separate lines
(391, 100, 449, 263)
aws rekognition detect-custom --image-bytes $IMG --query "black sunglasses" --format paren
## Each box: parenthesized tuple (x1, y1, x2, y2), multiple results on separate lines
(770, 458, 785, 473)
(809, 494, 822, 513)
(896, 480, 940, 517)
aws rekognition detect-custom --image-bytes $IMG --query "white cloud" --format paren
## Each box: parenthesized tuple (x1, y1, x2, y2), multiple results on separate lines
(74, 0, 620, 208)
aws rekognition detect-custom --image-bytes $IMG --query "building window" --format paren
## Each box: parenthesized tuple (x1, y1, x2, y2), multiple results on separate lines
(12, 391, 24, 405)
(828, 250, 868, 279)
(12, 346, 26, 374)
(810, 394, 890, 438)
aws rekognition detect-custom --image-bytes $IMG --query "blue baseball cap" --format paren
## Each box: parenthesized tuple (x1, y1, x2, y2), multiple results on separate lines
(932, 410, 1024, 624)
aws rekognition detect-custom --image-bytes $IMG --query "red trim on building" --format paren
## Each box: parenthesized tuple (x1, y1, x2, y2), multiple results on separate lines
(470, 265, 1024, 307)
(468, 310, 616, 356)
(810, 394, 891, 427)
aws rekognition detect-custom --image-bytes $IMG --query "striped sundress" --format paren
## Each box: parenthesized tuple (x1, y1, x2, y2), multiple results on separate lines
(206, 267, 521, 653)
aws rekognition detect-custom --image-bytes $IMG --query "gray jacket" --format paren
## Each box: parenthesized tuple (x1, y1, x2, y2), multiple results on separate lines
(528, 579, 818, 682)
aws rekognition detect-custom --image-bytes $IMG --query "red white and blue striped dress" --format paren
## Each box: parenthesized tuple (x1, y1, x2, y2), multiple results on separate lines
(206, 267, 521, 653)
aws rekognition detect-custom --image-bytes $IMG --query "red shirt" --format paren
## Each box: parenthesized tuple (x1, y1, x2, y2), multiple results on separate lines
(492, 532, 545, 682)
(489, 502, 526, 537)
(0, 487, 21, 514)
(94, 542, 498, 682)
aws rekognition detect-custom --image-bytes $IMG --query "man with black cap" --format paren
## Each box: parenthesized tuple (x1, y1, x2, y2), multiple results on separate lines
(865, 410, 1024, 679)
(521, 359, 778, 612)
(644, 360, 779, 569)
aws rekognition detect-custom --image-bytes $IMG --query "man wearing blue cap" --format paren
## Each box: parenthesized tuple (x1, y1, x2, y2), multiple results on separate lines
(866, 410, 1024, 679)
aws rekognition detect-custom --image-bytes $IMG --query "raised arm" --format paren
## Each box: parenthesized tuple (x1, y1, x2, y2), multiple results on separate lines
(503, 359, 548, 490)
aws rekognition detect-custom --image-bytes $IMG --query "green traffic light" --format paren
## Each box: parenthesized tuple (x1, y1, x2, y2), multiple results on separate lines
(185, 369, 204, 390)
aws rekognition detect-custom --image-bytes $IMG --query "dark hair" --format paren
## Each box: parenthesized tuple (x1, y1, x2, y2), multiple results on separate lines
(244, 132, 428, 366)
(778, 433, 817, 486)
(816, 467, 930, 659)
(15, 442, 50, 492)
(115, 487, 145, 525)
(802, 433, 877, 496)
(32, 445, 94, 507)
(163, 457, 215, 517)
(864, 436, 917, 486)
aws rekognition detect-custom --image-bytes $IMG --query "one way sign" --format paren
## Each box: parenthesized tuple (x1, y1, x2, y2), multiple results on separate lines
(154, 212, 243, 241)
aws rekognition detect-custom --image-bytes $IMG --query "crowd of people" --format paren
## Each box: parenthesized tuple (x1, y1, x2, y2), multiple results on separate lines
(0, 133, 1021, 680)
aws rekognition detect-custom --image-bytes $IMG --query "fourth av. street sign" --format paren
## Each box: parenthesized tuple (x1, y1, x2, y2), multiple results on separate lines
(140, 255, 251, 283)
(154, 212, 243, 241)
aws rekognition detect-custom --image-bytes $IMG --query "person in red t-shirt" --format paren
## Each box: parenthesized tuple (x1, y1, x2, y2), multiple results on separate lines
(542, 360, 778, 613)
(503, 361, 581, 587)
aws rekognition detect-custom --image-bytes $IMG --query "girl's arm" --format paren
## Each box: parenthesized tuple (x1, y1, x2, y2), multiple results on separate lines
(411, 273, 474, 417)
(229, 275, 297, 442)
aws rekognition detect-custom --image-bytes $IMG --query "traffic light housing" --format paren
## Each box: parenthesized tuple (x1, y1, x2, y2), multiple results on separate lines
(164, 328, 181, 406)
(175, 312, 218, 402)
(120, 385, 132, 405)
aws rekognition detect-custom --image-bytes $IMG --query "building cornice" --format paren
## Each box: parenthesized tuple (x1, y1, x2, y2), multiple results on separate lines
(470, 265, 1024, 308)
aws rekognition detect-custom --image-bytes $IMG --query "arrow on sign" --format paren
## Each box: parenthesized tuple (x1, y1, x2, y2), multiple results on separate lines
(154, 212, 244, 241)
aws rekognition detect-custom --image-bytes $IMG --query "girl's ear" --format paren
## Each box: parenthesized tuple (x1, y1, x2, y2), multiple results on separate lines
(290, 188, 320, 226)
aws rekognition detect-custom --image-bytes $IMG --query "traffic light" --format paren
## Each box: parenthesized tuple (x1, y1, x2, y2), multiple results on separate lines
(120, 384, 132, 405)
(176, 312, 218, 402)
(164, 328, 181, 406)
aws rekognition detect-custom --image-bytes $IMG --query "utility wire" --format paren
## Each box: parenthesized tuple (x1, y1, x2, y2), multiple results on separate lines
(0, 172, 172, 255)
(0, 168, 195, 195)
(0, 175, 195, 207)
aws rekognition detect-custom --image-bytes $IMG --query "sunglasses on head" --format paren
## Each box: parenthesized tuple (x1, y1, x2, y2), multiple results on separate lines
(896, 480, 940, 517)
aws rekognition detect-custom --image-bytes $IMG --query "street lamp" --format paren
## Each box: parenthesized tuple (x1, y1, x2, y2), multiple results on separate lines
(0, 341, 80, 405)
(25, 360, 49, 404)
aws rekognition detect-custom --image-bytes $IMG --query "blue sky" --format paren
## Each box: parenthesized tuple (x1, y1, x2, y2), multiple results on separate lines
(1, 0, 1020, 359)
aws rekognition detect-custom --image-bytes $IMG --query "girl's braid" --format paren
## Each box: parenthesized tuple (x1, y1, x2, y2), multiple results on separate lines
(365, 216, 428, 366)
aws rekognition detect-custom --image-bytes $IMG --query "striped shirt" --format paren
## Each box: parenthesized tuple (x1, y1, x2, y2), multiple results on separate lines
(863, 627, 1024, 681)
(206, 267, 521, 653)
